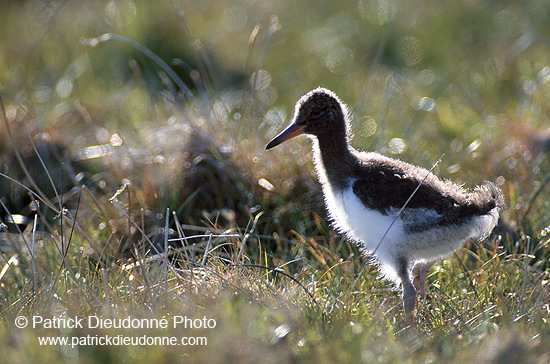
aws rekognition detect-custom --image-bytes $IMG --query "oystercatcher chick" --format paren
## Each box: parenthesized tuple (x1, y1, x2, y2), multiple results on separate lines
(266, 88, 504, 325)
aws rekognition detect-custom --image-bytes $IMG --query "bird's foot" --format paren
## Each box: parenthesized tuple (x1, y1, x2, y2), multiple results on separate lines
(402, 279, 417, 327)
(412, 260, 435, 300)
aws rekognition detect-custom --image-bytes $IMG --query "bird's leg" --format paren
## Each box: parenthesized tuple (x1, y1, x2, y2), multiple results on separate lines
(401, 275, 416, 326)
(412, 260, 435, 300)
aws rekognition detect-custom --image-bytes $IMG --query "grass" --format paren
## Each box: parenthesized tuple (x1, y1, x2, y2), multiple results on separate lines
(1, 0, 549, 362)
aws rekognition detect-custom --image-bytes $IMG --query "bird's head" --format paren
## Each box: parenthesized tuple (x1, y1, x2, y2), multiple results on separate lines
(266, 88, 349, 149)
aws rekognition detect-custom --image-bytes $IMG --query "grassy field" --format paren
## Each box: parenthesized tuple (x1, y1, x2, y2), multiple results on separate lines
(1, 0, 549, 362)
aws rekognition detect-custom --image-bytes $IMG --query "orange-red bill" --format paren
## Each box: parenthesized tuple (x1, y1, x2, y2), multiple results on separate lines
(265, 123, 306, 149)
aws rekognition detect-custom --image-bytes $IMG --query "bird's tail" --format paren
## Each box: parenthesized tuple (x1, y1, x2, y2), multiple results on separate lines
(465, 181, 504, 240)
(474, 181, 505, 214)
(457, 181, 504, 220)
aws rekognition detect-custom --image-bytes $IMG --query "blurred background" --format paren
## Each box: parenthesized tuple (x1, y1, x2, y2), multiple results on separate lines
(0, 0, 548, 264)
(0, 1, 549, 362)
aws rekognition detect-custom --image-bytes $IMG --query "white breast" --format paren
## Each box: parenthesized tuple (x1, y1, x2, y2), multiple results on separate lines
(322, 184, 407, 269)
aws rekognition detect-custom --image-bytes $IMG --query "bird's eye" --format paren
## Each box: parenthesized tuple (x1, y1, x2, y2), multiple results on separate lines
(309, 108, 323, 118)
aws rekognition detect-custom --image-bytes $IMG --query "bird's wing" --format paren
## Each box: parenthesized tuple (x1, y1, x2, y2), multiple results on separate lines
(352, 163, 468, 220)
(351, 165, 459, 230)
(351, 165, 436, 211)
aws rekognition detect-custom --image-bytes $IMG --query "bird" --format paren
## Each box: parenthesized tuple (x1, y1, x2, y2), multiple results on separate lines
(265, 88, 504, 325)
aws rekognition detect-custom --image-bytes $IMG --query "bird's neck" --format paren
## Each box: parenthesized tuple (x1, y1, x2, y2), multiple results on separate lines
(311, 131, 355, 190)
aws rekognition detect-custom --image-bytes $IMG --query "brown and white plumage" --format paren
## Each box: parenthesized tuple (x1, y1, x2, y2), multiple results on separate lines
(266, 88, 504, 325)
